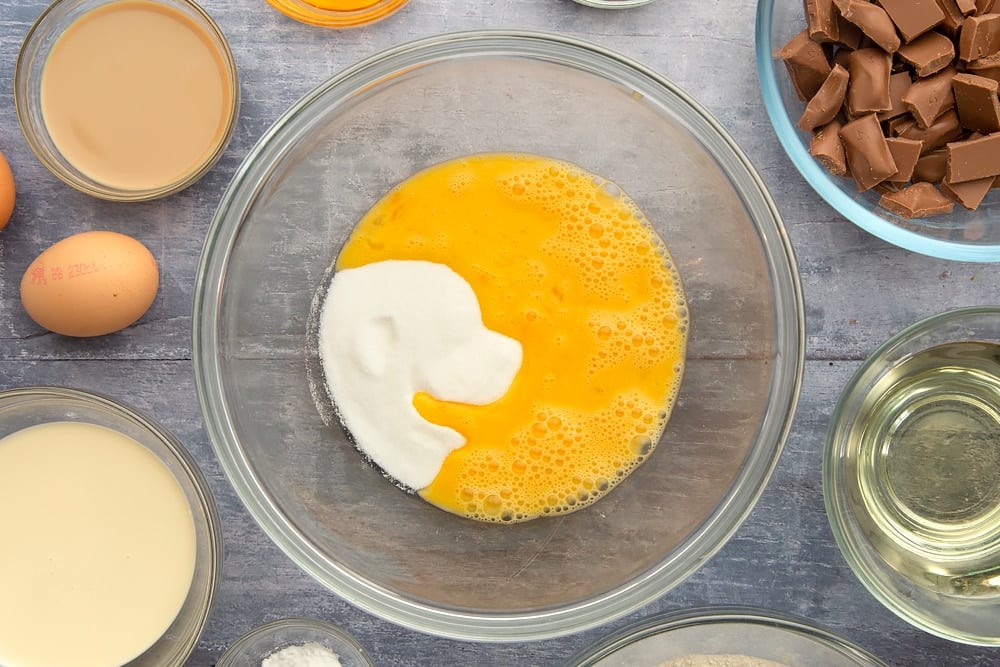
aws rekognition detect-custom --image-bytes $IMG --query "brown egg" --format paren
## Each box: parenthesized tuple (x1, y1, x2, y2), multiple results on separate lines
(20, 231, 159, 337)
(0, 149, 14, 232)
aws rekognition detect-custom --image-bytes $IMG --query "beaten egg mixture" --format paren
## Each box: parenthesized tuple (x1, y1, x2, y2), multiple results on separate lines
(326, 153, 687, 522)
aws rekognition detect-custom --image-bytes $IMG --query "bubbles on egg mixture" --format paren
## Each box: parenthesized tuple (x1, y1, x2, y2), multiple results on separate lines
(334, 153, 688, 523)
(449, 394, 670, 522)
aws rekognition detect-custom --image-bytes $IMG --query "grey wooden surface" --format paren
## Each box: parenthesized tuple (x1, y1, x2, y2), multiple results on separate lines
(1, 1, 999, 665)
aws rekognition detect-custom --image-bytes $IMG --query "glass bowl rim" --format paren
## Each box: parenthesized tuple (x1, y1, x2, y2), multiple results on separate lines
(566, 604, 890, 666)
(13, 0, 241, 202)
(0, 384, 224, 664)
(264, 0, 409, 28)
(570, 0, 660, 8)
(754, 0, 1000, 263)
(216, 616, 376, 666)
(193, 28, 806, 642)
(823, 305, 1000, 646)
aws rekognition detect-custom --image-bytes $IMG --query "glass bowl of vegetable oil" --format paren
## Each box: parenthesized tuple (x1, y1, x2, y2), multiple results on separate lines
(825, 306, 1000, 646)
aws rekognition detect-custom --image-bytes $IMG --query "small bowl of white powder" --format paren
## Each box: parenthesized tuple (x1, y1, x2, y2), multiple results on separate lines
(567, 606, 888, 667)
(216, 617, 374, 667)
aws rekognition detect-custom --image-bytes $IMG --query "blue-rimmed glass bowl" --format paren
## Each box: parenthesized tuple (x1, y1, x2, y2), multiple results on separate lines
(756, 0, 1000, 262)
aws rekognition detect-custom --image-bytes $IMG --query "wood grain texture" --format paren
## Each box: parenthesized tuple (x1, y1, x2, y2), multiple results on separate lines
(1, 0, 999, 665)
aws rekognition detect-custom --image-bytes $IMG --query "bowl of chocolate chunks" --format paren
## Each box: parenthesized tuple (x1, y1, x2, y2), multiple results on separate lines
(758, 0, 1000, 261)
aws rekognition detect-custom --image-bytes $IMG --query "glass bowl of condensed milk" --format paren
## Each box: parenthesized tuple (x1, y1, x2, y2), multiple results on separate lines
(0, 386, 223, 667)
(14, 0, 239, 201)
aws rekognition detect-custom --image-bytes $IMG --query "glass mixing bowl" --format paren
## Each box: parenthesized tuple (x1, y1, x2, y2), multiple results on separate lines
(756, 0, 1000, 262)
(194, 30, 805, 641)
(567, 606, 888, 666)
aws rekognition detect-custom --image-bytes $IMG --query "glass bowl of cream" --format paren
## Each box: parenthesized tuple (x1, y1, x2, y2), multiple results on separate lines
(217, 617, 375, 667)
(193, 30, 805, 641)
(14, 0, 239, 201)
(0, 386, 222, 667)
(567, 606, 888, 666)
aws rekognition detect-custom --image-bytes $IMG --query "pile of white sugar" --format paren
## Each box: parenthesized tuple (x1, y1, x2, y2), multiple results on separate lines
(261, 642, 342, 667)
(318, 259, 522, 490)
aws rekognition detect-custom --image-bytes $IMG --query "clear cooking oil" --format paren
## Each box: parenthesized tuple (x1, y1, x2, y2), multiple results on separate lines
(845, 341, 1000, 598)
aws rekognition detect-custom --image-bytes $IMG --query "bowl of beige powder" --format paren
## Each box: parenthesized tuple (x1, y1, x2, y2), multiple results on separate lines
(567, 606, 888, 667)
(216, 617, 374, 667)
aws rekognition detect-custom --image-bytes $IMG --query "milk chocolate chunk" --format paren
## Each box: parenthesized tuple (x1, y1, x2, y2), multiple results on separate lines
(878, 71, 915, 120)
(833, 46, 854, 70)
(897, 31, 956, 76)
(879, 0, 946, 42)
(912, 148, 950, 180)
(833, 0, 902, 52)
(807, 0, 841, 42)
(977, 0, 999, 14)
(799, 64, 851, 130)
(952, 72, 1000, 131)
(959, 13, 1000, 61)
(837, 14, 866, 48)
(888, 114, 917, 136)
(840, 113, 899, 189)
(879, 182, 956, 217)
(942, 174, 995, 207)
(946, 131, 1000, 181)
(967, 51, 1000, 82)
(958, 0, 978, 14)
(875, 181, 903, 194)
(899, 108, 964, 151)
(781, 30, 833, 101)
(902, 65, 957, 127)
(811, 119, 849, 175)
(935, 0, 967, 34)
(888, 111, 919, 131)
(848, 48, 893, 113)
(886, 137, 925, 180)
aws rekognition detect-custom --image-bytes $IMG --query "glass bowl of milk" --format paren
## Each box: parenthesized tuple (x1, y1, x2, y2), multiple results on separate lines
(0, 386, 222, 667)
(194, 30, 805, 642)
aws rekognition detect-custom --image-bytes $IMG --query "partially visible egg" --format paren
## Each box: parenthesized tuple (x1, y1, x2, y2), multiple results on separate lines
(20, 231, 159, 337)
(0, 149, 14, 231)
